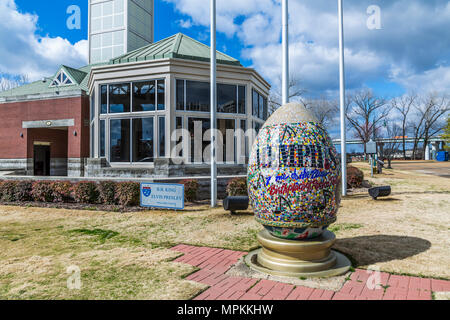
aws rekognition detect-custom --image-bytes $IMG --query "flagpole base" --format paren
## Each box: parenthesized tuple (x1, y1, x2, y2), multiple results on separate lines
(245, 230, 351, 278)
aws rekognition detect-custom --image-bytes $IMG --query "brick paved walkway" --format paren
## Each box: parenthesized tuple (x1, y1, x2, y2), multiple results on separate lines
(171, 244, 450, 300)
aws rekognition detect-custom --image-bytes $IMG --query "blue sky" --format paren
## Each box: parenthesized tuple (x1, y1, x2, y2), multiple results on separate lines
(2, 0, 450, 102)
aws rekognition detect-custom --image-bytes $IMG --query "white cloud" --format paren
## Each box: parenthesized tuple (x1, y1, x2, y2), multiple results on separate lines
(0, 0, 88, 82)
(165, 0, 450, 97)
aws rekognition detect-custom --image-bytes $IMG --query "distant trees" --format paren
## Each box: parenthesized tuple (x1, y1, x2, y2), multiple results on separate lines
(0, 74, 29, 92)
(345, 89, 391, 157)
(391, 94, 416, 160)
(409, 93, 449, 159)
(443, 116, 450, 151)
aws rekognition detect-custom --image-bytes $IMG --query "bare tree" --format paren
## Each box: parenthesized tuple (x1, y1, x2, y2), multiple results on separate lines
(303, 97, 339, 128)
(380, 121, 402, 169)
(410, 93, 449, 159)
(268, 74, 306, 115)
(345, 89, 390, 157)
(0, 74, 29, 92)
(391, 94, 416, 160)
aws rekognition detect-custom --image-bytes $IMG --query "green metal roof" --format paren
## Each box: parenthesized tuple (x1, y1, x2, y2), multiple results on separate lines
(109, 33, 241, 66)
(0, 64, 105, 99)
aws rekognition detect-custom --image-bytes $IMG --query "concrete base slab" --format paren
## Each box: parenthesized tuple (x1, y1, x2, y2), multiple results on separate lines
(245, 248, 352, 278)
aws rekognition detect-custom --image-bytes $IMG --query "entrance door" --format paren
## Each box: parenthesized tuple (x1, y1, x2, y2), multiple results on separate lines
(34, 145, 50, 176)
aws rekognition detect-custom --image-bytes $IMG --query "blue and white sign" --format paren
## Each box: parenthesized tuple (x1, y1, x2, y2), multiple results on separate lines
(140, 183, 184, 210)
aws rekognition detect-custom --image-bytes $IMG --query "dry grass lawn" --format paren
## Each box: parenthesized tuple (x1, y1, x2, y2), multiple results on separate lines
(0, 161, 448, 299)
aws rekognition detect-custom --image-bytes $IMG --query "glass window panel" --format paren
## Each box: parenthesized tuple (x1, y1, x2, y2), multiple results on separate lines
(102, 15, 113, 30)
(254, 122, 262, 134)
(157, 80, 165, 111)
(91, 3, 102, 18)
(113, 45, 124, 58)
(133, 81, 155, 112)
(62, 73, 68, 83)
(102, 46, 113, 61)
(259, 95, 264, 119)
(263, 97, 268, 120)
(238, 86, 246, 114)
(252, 90, 259, 116)
(100, 120, 105, 157)
(113, 13, 124, 28)
(109, 83, 130, 113)
(113, 30, 124, 45)
(188, 117, 210, 162)
(110, 118, 130, 162)
(159, 117, 166, 157)
(91, 34, 101, 49)
(133, 118, 154, 163)
(91, 18, 101, 32)
(176, 117, 183, 157)
(102, 1, 113, 15)
(176, 80, 184, 110)
(114, 0, 124, 13)
(101, 85, 108, 114)
(217, 84, 237, 113)
(102, 33, 113, 46)
(91, 48, 101, 63)
(186, 81, 210, 112)
(90, 124, 95, 157)
(218, 119, 236, 162)
(241, 119, 248, 157)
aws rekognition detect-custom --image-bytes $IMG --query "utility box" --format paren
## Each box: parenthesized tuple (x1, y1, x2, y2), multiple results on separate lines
(436, 151, 449, 162)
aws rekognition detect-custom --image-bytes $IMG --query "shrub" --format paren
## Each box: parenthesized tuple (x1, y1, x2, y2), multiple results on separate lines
(347, 166, 364, 189)
(73, 182, 99, 204)
(0, 180, 17, 202)
(115, 182, 140, 206)
(14, 180, 33, 202)
(98, 181, 117, 205)
(51, 181, 73, 203)
(180, 179, 199, 202)
(31, 181, 54, 202)
(226, 177, 248, 196)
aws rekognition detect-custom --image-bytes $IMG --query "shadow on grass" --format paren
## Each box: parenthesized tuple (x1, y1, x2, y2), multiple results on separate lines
(335, 235, 431, 266)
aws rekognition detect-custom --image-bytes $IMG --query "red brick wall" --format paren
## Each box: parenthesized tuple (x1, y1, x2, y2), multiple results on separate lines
(0, 96, 90, 159)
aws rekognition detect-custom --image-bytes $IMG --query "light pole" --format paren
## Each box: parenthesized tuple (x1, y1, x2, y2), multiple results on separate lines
(282, 0, 289, 105)
(338, 0, 347, 196)
(210, 0, 217, 207)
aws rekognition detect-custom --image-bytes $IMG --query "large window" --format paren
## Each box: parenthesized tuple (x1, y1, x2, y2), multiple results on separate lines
(97, 79, 166, 163)
(110, 83, 130, 113)
(132, 118, 154, 163)
(176, 80, 246, 114)
(188, 117, 210, 163)
(100, 80, 165, 114)
(110, 119, 131, 162)
(252, 89, 268, 120)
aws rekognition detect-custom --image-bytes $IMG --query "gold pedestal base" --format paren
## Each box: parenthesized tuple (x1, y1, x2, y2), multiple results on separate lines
(245, 230, 351, 278)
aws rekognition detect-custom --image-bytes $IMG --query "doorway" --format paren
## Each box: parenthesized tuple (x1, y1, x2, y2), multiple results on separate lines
(34, 145, 50, 176)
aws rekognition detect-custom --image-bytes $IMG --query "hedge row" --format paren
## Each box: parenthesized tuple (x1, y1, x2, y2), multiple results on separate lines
(0, 177, 250, 207)
(0, 180, 140, 206)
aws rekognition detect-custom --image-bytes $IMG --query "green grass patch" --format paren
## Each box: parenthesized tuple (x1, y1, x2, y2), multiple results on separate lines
(328, 223, 364, 233)
(68, 228, 119, 242)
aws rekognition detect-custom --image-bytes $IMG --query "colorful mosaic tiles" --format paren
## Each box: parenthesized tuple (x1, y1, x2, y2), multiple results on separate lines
(248, 104, 341, 240)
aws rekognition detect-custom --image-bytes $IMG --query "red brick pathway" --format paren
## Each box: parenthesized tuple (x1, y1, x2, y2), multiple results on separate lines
(171, 244, 450, 301)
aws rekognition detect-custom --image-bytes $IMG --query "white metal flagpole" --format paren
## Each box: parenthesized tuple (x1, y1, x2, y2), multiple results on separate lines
(338, 0, 347, 196)
(210, 0, 217, 207)
(282, 0, 289, 105)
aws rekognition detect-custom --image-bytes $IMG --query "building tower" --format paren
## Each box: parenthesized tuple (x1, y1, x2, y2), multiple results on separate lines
(88, 0, 154, 64)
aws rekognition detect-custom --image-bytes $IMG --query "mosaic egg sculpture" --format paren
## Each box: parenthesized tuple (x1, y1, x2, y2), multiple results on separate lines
(248, 102, 341, 240)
